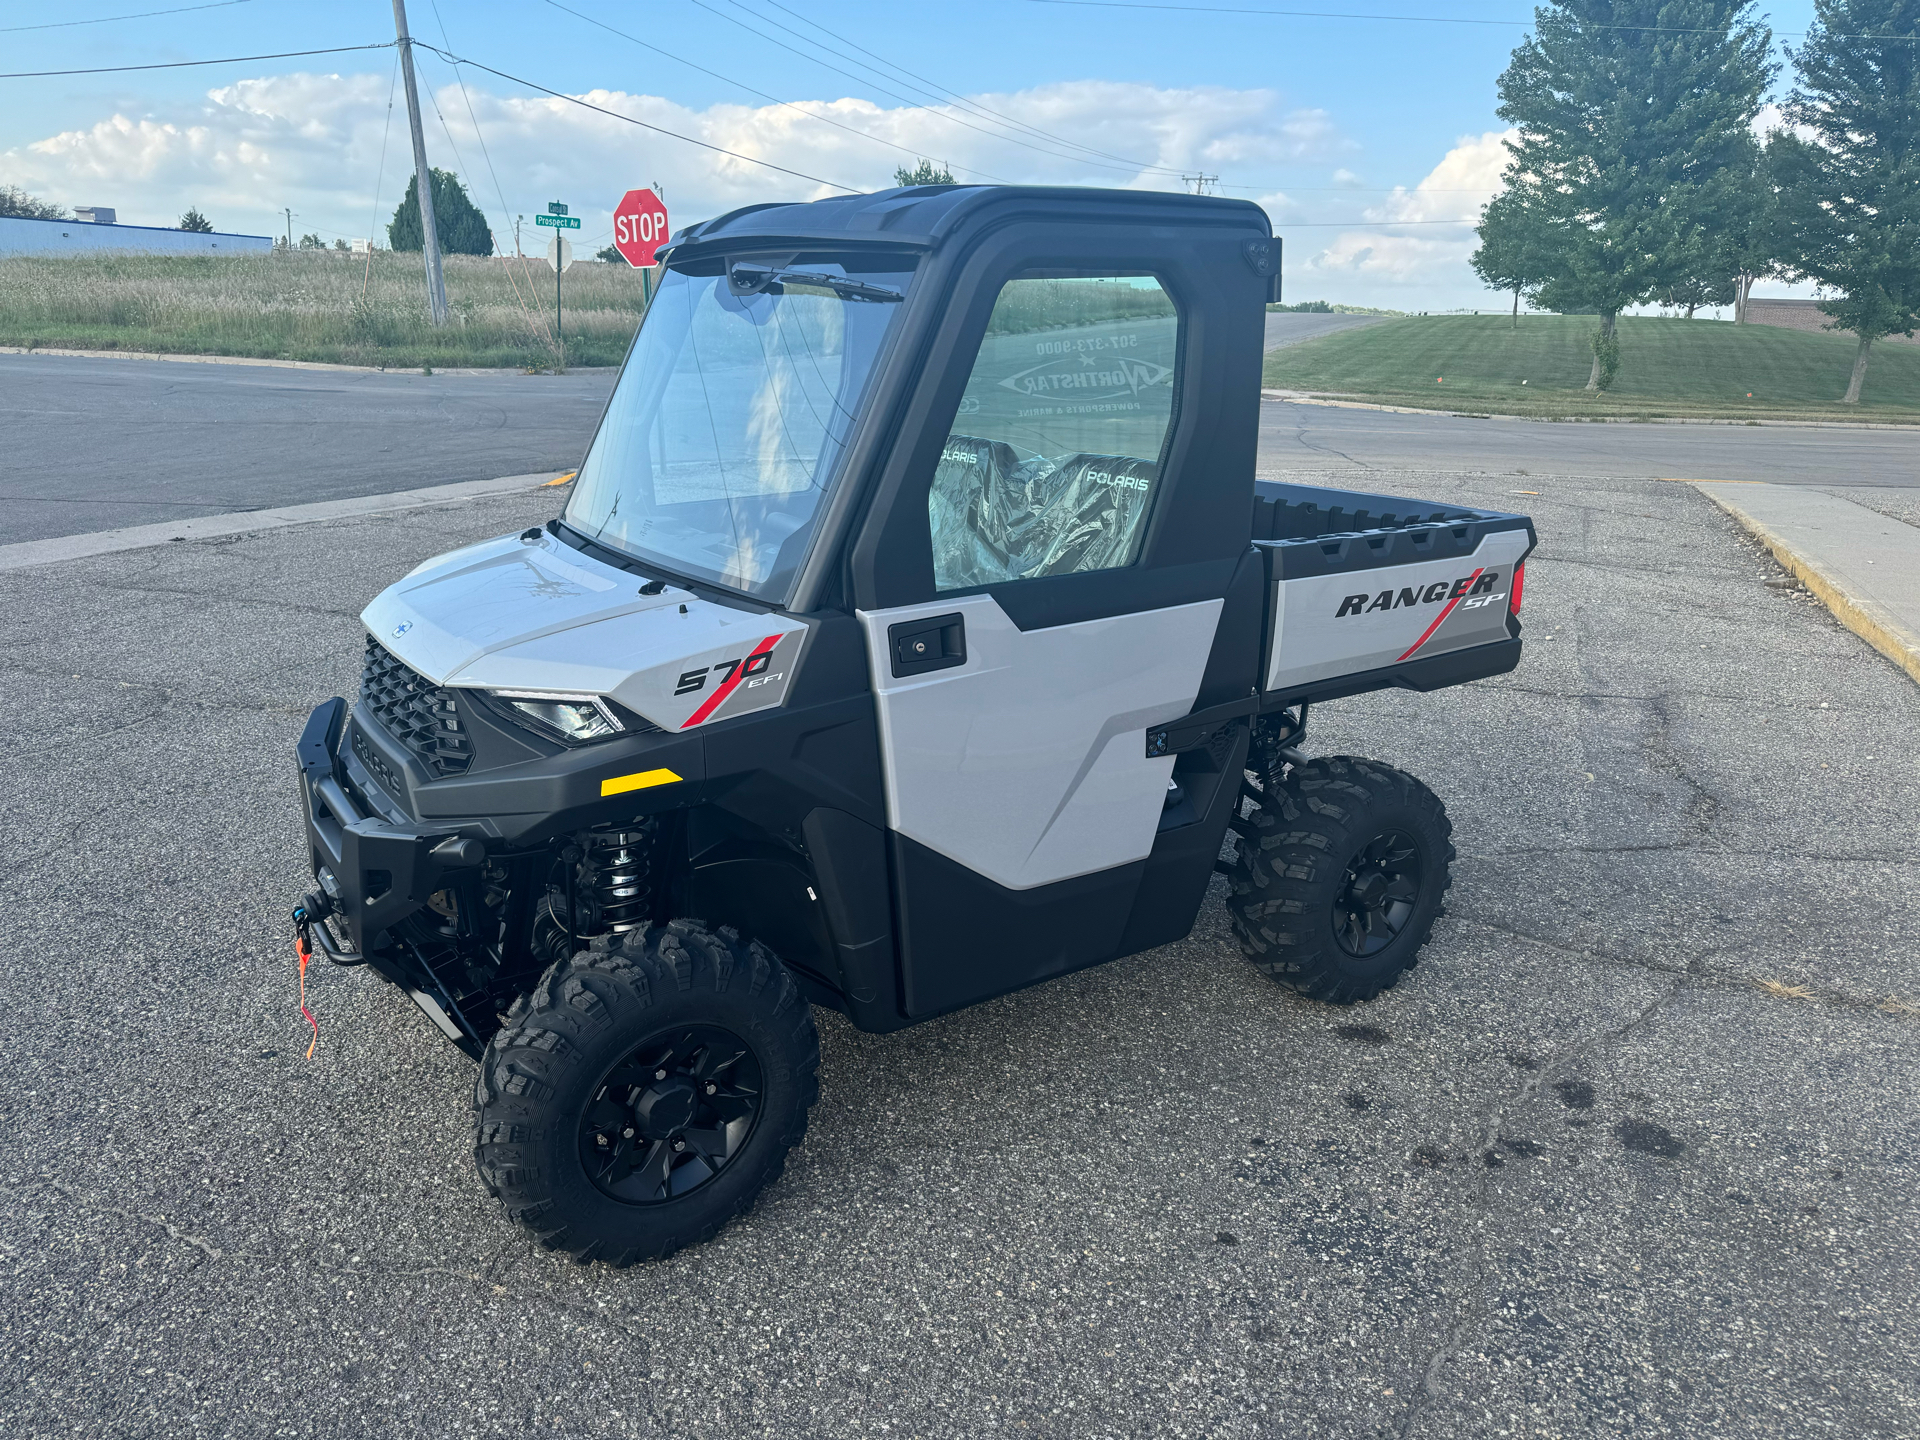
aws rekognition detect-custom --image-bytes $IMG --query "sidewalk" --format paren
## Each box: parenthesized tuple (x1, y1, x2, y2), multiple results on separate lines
(1692, 481, 1919, 680)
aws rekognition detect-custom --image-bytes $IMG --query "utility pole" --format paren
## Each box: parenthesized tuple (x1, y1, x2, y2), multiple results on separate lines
(283, 207, 293, 250)
(391, 0, 448, 325)
(1182, 173, 1219, 196)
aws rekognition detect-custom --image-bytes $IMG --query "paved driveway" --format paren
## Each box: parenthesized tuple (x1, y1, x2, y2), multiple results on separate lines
(0, 466, 1913, 1436)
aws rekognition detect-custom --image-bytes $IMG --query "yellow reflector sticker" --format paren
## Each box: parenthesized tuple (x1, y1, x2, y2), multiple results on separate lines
(600, 768, 682, 797)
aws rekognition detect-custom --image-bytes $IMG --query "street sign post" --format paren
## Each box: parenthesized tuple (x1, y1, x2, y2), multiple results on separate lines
(543, 225, 574, 365)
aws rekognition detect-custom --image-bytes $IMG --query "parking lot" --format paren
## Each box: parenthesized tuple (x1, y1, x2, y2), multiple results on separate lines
(1, 448, 1913, 1436)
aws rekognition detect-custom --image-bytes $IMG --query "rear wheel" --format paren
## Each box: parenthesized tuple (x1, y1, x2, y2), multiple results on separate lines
(473, 919, 819, 1266)
(1226, 755, 1454, 1004)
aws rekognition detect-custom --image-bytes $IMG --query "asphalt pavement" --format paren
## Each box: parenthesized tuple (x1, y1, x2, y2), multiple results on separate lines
(7, 350, 1913, 545)
(1263, 312, 1388, 349)
(1, 465, 1914, 1436)
(0, 352, 611, 544)
(1259, 396, 1920, 488)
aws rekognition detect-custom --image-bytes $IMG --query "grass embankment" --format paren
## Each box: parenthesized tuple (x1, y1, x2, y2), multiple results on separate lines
(0, 248, 649, 368)
(1263, 314, 1918, 423)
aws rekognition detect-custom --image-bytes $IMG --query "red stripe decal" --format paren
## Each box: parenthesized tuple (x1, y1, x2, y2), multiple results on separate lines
(680, 633, 783, 729)
(1397, 568, 1483, 662)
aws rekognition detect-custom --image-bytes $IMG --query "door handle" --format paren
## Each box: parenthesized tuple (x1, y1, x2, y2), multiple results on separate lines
(888, 613, 967, 677)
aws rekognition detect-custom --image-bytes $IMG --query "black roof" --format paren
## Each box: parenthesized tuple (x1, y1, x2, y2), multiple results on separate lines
(659, 185, 1268, 263)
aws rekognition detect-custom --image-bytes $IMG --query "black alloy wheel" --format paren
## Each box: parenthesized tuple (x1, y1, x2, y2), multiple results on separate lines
(1224, 754, 1455, 1005)
(580, 1025, 763, 1204)
(1333, 830, 1423, 958)
(474, 919, 820, 1266)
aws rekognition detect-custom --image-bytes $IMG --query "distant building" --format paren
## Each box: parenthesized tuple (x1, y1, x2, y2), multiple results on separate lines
(0, 214, 273, 257)
(1747, 297, 1919, 345)
(73, 205, 116, 225)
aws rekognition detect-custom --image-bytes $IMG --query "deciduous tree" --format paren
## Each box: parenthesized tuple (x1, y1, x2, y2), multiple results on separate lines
(1494, 0, 1774, 387)
(1769, 0, 1919, 401)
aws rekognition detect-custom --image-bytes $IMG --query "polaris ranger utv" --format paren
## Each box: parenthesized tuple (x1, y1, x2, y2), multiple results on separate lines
(293, 185, 1534, 1264)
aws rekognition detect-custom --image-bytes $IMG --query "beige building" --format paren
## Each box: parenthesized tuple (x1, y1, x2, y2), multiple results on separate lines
(1747, 297, 1918, 344)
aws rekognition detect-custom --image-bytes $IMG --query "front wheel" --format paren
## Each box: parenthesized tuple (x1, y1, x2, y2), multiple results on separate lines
(1226, 755, 1454, 1004)
(473, 920, 820, 1266)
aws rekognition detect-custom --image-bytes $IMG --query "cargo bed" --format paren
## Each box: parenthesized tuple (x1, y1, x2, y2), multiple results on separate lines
(1252, 480, 1536, 708)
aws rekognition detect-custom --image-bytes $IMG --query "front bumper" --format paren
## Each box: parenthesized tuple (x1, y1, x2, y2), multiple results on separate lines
(296, 697, 477, 957)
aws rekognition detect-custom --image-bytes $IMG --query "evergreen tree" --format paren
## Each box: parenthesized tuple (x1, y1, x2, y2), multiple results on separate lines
(1769, 0, 1919, 401)
(1494, 0, 1773, 388)
(388, 169, 495, 256)
(178, 207, 214, 232)
(1472, 189, 1557, 326)
(894, 159, 956, 187)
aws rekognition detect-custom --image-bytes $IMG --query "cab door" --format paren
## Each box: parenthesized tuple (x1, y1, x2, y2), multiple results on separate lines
(848, 214, 1269, 1018)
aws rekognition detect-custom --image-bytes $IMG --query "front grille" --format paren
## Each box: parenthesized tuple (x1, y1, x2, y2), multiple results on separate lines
(360, 636, 473, 778)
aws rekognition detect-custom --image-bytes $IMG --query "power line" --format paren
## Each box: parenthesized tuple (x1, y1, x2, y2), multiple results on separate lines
(541, 0, 1016, 183)
(417, 43, 860, 192)
(0, 0, 253, 33)
(0, 43, 395, 80)
(741, 0, 1186, 178)
(1022, 0, 1916, 40)
(684, 0, 1177, 180)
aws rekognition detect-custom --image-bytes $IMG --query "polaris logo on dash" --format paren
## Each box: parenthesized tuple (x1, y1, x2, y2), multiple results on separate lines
(1335, 571, 1502, 617)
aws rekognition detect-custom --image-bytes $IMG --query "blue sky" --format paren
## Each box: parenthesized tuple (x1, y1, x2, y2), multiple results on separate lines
(2, 0, 1824, 308)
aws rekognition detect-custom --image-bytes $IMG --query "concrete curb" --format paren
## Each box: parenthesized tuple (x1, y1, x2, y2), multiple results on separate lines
(0, 346, 616, 377)
(1691, 483, 1920, 682)
(0, 472, 572, 572)
(1260, 389, 1915, 430)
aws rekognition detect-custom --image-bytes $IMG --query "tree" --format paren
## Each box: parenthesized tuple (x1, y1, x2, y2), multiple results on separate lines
(333, 238, 350, 251)
(298, 232, 325, 249)
(894, 159, 956, 187)
(1494, 0, 1774, 388)
(596, 244, 623, 263)
(1471, 189, 1557, 327)
(0, 185, 64, 220)
(178, 207, 214, 232)
(388, 168, 495, 256)
(1769, 0, 1920, 402)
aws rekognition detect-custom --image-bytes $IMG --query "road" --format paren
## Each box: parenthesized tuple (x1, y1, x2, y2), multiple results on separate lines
(0, 466, 1914, 1436)
(1264, 311, 1388, 349)
(4, 352, 1912, 547)
(1259, 396, 1920, 488)
(0, 352, 609, 544)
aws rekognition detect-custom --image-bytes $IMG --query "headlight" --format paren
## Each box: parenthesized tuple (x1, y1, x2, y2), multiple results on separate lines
(488, 690, 625, 744)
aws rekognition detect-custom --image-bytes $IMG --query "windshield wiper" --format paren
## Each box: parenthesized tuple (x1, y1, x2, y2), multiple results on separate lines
(728, 263, 903, 303)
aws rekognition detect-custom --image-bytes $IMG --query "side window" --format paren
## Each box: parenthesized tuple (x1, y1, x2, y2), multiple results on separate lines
(929, 274, 1178, 592)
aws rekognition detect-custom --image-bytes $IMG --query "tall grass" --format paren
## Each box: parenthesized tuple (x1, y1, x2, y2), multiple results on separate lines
(0, 248, 653, 368)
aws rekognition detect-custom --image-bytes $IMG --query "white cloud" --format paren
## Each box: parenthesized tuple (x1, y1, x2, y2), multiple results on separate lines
(2, 71, 1351, 247)
(1288, 129, 1514, 307)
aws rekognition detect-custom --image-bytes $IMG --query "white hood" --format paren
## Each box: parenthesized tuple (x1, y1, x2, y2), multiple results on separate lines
(362, 532, 678, 684)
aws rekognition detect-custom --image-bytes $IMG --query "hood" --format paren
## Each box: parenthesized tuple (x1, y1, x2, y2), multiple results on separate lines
(361, 531, 682, 684)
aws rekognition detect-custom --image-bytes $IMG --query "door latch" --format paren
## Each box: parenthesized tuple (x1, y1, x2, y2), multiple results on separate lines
(888, 613, 966, 678)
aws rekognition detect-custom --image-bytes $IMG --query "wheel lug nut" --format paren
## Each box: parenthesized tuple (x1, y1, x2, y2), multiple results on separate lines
(705, 1083, 717, 1095)
(655, 1069, 668, 1080)
(672, 1139, 686, 1152)
(595, 1133, 608, 1147)
(622, 1126, 635, 1138)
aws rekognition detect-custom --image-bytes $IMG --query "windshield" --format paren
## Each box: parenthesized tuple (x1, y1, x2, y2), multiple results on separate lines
(565, 257, 914, 601)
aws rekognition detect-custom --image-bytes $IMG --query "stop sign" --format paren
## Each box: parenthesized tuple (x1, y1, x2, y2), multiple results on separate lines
(611, 188, 670, 268)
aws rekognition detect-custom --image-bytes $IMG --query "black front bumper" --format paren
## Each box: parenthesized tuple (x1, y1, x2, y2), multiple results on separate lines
(297, 697, 473, 958)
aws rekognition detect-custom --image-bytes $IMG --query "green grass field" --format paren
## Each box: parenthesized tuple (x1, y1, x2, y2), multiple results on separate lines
(0, 248, 649, 369)
(1263, 314, 1918, 422)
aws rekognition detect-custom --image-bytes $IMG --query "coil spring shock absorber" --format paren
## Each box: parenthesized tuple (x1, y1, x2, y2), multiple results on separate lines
(582, 827, 653, 934)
